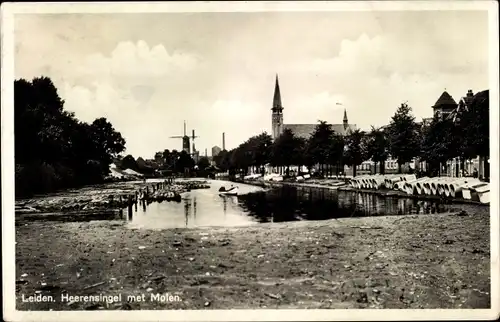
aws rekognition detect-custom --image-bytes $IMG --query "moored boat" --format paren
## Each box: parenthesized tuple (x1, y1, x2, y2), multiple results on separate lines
(404, 177, 428, 195)
(461, 182, 488, 200)
(446, 178, 481, 198)
(473, 183, 490, 204)
(219, 186, 239, 196)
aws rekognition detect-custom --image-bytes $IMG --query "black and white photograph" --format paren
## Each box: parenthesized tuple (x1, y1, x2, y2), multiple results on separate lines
(2, 1, 499, 321)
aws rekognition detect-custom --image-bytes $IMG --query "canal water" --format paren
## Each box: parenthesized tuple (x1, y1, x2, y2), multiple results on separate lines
(126, 179, 461, 230)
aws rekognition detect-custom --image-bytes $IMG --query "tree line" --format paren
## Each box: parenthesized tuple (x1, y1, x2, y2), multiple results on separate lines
(14, 76, 488, 198)
(15, 77, 126, 197)
(211, 91, 489, 179)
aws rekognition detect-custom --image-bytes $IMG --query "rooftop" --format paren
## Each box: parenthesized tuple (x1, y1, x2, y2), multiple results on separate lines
(433, 90, 458, 109)
(284, 123, 356, 139)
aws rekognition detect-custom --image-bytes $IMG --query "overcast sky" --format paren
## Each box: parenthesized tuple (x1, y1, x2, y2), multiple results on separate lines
(15, 10, 489, 159)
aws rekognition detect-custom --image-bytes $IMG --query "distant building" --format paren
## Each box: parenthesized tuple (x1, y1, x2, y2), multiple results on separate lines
(432, 90, 458, 119)
(271, 74, 356, 140)
(212, 146, 222, 157)
(428, 89, 477, 123)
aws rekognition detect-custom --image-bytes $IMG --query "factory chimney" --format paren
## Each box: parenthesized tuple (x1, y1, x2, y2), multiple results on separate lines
(222, 132, 226, 151)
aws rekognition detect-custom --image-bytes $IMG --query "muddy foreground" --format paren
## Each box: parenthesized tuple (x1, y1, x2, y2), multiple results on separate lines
(15, 207, 490, 310)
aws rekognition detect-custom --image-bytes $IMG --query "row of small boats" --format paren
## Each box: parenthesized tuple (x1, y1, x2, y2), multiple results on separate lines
(244, 173, 285, 182)
(349, 174, 490, 204)
(254, 173, 312, 182)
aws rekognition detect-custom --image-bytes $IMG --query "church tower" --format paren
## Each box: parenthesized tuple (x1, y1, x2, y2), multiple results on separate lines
(343, 108, 349, 131)
(271, 74, 284, 140)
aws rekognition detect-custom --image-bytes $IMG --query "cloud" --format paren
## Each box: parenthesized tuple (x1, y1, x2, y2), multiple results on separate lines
(76, 40, 200, 79)
(301, 31, 488, 78)
(60, 80, 163, 157)
(289, 32, 488, 129)
(202, 100, 270, 144)
(131, 85, 155, 103)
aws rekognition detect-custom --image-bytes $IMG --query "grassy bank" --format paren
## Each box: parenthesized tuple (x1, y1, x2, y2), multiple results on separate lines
(15, 208, 490, 310)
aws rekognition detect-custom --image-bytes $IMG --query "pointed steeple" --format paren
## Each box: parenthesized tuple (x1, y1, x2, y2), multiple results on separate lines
(272, 74, 283, 111)
(343, 109, 349, 130)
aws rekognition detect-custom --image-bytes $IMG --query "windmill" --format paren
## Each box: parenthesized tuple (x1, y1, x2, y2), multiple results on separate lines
(170, 121, 190, 154)
(169, 121, 200, 159)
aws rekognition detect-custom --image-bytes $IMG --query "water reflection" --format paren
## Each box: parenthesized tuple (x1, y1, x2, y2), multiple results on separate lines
(237, 185, 453, 223)
(127, 180, 261, 229)
(127, 180, 457, 230)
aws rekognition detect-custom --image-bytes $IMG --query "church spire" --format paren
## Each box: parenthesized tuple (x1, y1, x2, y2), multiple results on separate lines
(272, 74, 283, 111)
(343, 109, 349, 130)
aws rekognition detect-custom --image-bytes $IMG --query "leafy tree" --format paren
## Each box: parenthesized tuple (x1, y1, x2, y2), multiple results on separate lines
(214, 149, 230, 172)
(327, 133, 345, 175)
(161, 149, 172, 168)
(292, 137, 308, 172)
(270, 129, 306, 176)
(154, 151, 164, 164)
(248, 132, 273, 173)
(230, 142, 251, 175)
(457, 90, 489, 158)
(344, 129, 367, 177)
(14, 76, 127, 197)
(176, 150, 195, 174)
(169, 149, 180, 172)
(420, 114, 456, 176)
(89, 117, 126, 176)
(197, 156, 210, 170)
(91, 118, 126, 157)
(120, 155, 138, 171)
(136, 157, 155, 175)
(365, 126, 389, 174)
(387, 102, 420, 173)
(454, 90, 489, 178)
(307, 121, 335, 174)
(227, 133, 272, 175)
